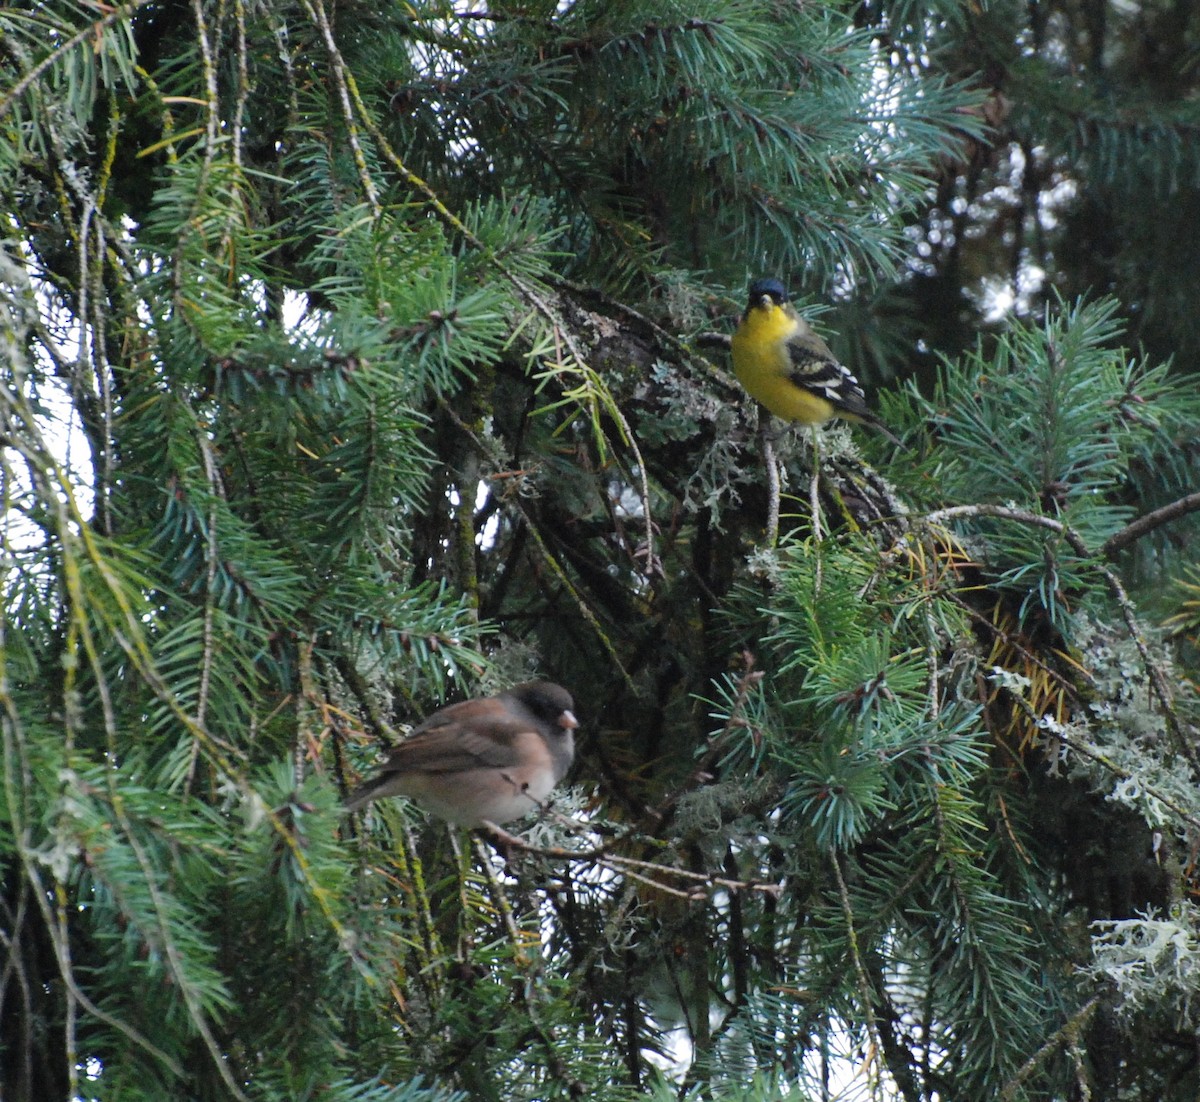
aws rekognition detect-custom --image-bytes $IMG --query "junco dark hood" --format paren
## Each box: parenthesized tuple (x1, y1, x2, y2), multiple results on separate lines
(344, 681, 577, 826)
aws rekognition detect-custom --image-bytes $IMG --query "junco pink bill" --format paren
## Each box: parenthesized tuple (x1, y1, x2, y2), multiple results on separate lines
(344, 681, 578, 826)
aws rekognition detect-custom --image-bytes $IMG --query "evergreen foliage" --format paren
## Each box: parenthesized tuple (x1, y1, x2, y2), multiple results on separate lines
(2, 0, 1200, 1100)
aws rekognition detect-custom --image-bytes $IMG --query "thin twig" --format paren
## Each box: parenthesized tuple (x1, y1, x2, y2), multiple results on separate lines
(182, 0, 222, 299)
(185, 434, 223, 793)
(471, 837, 588, 1093)
(296, 637, 319, 789)
(1007, 695, 1200, 831)
(1102, 492, 1200, 557)
(232, 0, 249, 171)
(477, 821, 784, 898)
(1093, 558, 1198, 770)
(760, 420, 780, 548)
(830, 850, 884, 1088)
(922, 503, 1067, 536)
(603, 853, 783, 898)
(21, 863, 185, 1076)
(295, 0, 382, 214)
(998, 996, 1101, 1102)
(809, 425, 824, 546)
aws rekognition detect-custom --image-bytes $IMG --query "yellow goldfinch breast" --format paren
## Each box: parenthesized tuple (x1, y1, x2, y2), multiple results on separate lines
(731, 303, 839, 425)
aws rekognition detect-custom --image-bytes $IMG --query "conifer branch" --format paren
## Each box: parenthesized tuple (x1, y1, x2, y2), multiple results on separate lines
(287, 23, 661, 575)
(1008, 695, 1200, 831)
(20, 861, 186, 1078)
(71, 530, 251, 1101)
(296, 0, 382, 215)
(922, 504, 1199, 770)
(436, 396, 636, 689)
(0, 0, 156, 121)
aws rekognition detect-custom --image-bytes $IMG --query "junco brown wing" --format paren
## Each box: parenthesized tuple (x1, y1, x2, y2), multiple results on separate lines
(344, 681, 578, 826)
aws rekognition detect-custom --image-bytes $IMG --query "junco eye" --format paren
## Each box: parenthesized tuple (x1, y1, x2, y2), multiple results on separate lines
(344, 681, 577, 827)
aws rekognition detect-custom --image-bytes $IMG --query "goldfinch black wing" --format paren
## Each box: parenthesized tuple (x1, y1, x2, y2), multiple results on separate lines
(784, 328, 873, 422)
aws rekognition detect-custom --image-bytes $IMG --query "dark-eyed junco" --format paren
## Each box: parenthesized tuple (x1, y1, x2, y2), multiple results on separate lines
(344, 681, 578, 825)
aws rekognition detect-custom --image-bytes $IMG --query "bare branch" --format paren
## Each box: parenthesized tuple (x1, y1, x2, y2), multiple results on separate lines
(1102, 492, 1200, 557)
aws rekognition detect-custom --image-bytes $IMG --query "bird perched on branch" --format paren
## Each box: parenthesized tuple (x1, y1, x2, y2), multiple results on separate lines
(345, 681, 578, 826)
(730, 278, 899, 443)
(730, 277, 900, 541)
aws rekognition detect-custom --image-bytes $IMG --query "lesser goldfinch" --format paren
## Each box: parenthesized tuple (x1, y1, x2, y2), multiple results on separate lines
(730, 278, 898, 443)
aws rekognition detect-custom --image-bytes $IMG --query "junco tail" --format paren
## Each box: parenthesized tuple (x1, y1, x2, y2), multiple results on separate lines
(344, 681, 578, 826)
